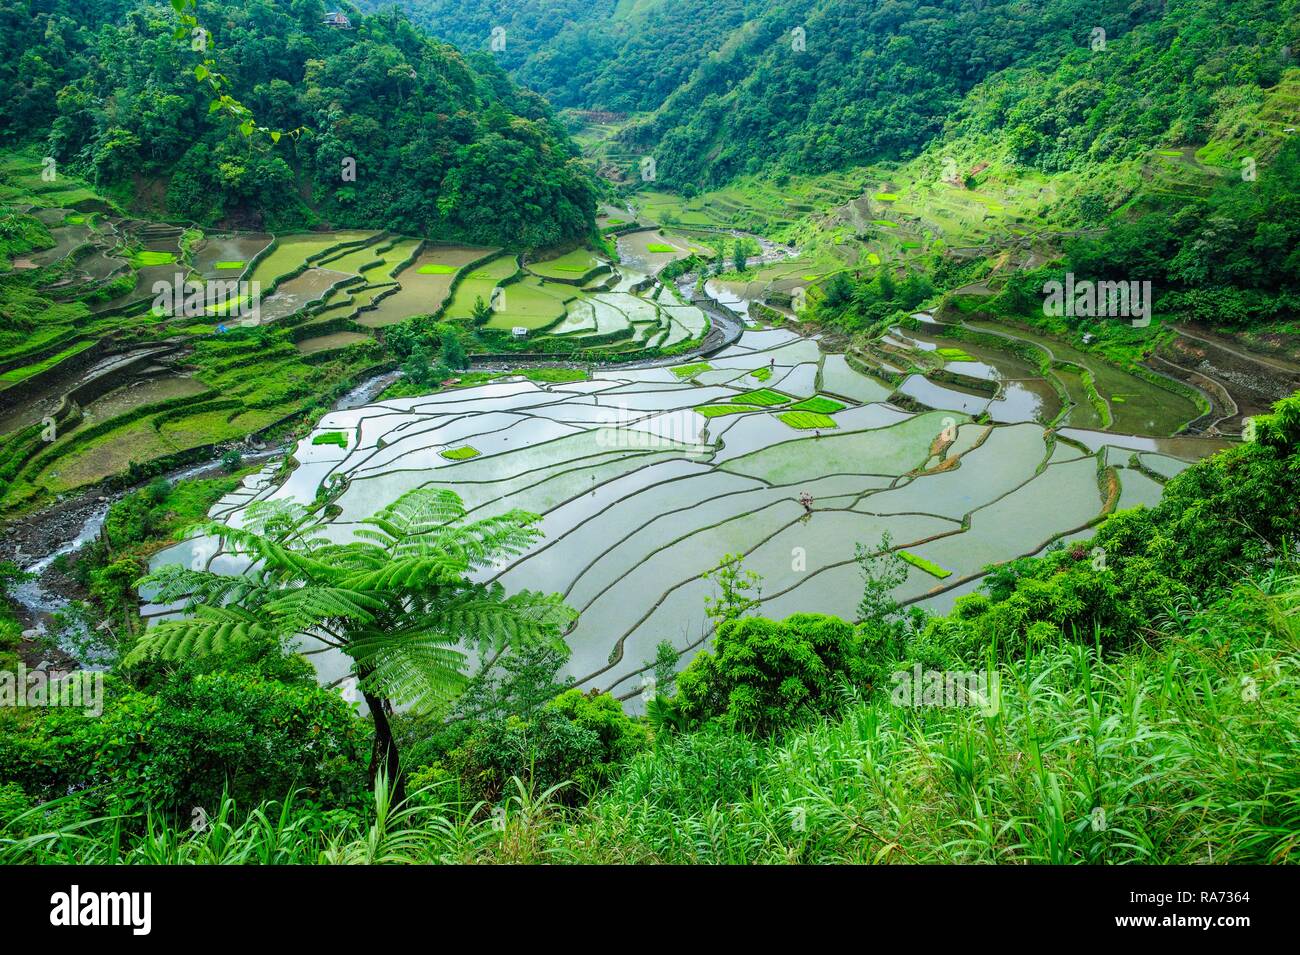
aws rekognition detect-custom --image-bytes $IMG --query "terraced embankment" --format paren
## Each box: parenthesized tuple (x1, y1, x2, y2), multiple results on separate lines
(149, 325, 1228, 706)
(1, 185, 721, 518)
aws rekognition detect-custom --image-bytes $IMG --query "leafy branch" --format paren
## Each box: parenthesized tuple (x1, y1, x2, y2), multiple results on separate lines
(168, 0, 304, 143)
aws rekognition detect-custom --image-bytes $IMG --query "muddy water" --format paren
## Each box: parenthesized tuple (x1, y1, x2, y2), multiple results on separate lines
(192, 233, 272, 279)
(965, 320, 1201, 434)
(295, 331, 370, 354)
(257, 268, 351, 324)
(1057, 428, 1232, 461)
(355, 246, 487, 328)
(988, 378, 1060, 424)
(80, 376, 209, 423)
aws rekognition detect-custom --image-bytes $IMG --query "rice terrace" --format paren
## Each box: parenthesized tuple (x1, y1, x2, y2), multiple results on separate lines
(0, 0, 1297, 904)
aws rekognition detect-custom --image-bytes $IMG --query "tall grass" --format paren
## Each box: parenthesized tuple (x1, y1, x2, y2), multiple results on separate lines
(553, 577, 1299, 864)
(3, 574, 1296, 865)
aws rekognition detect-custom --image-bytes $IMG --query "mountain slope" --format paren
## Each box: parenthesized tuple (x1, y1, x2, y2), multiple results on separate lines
(1, 0, 595, 247)
(369, 0, 1298, 196)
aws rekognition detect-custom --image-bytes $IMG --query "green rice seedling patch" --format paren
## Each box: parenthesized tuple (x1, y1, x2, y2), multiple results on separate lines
(899, 550, 952, 579)
(440, 445, 481, 461)
(777, 410, 837, 430)
(695, 403, 762, 418)
(646, 243, 677, 253)
(214, 260, 244, 270)
(131, 250, 175, 267)
(312, 431, 349, 447)
(671, 362, 712, 379)
(732, 388, 790, 407)
(789, 395, 846, 414)
(416, 263, 457, 274)
(750, 367, 772, 381)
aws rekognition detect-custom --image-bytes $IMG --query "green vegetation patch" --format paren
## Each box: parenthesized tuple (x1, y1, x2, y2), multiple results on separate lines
(789, 395, 846, 414)
(131, 250, 176, 267)
(750, 367, 772, 382)
(936, 347, 975, 362)
(513, 367, 588, 383)
(646, 243, 678, 253)
(733, 388, 790, 407)
(213, 260, 245, 270)
(898, 550, 952, 579)
(777, 410, 838, 430)
(695, 403, 762, 418)
(671, 362, 712, 379)
(312, 431, 349, 448)
(440, 445, 481, 461)
(416, 263, 458, 274)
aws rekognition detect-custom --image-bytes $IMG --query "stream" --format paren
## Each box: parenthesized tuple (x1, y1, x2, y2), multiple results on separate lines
(3, 253, 759, 635)
(4, 371, 399, 632)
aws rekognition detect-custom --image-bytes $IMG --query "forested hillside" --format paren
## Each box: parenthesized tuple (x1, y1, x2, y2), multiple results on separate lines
(359, 0, 758, 114)
(375, 0, 1297, 191)
(1, 0, 595, 246)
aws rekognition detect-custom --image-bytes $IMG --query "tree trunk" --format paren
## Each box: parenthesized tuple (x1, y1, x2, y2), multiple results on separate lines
(363, 691, 405, 805)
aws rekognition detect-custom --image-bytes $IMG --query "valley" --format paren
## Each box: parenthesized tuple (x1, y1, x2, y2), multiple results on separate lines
(1, 0, 1297, 875)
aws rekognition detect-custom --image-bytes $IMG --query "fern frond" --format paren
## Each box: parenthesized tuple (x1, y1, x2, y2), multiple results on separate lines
(265, 586, 387, 631)
(344, 555, 467, 592)
(362, 487, 466, 540)
(356, 641, 469, 714)
(124, 606, 274, 665)
(137, 564, 276, 612)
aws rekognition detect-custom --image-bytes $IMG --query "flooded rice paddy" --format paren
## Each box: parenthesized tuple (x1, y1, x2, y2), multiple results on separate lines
(145, 324, 1229, 703)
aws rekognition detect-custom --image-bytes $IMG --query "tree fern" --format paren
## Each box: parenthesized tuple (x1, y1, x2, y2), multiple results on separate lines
(132, 487, 577, 793)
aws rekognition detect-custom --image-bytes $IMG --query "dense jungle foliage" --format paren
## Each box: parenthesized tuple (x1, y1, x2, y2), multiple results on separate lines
(377, 0, 1298, 188)
(1, 0, 595, 245)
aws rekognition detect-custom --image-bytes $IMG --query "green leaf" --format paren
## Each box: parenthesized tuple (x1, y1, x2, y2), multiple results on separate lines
(170, 0, 186, 12)
(194, 64, 209, 82)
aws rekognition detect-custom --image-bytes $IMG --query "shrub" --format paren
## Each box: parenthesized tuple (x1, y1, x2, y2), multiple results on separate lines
(675, 613, 871, 736)
(413, 690, 647, 805)
(0, 672, 368, 819)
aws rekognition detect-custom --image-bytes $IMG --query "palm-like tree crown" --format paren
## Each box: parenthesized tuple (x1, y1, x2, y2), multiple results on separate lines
(131, 488, 575, 715)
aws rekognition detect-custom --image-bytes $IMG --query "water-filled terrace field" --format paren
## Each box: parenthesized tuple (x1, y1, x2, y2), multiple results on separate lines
(147, 326, 1227, 704)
